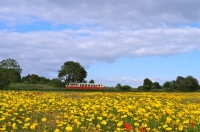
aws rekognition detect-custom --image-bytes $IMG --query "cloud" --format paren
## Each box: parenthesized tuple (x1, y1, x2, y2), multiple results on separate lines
(1, 0, 200, 28)
(0, 27, 200, 78)
(1, 0, 200, 81)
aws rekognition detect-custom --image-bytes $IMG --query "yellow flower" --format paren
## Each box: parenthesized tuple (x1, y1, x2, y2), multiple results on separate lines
(166, 127, 172, 131)
(42, 118, 47, 122)
(25, 123, 30, 127)
(25, 117, 31, 122)
(163, 124, 168, 128)
(134, 122, 139, 127)
(142, 123, 147, 128)
(117, 122, 123, 127)
(65, 126, 73, 131)
(23, 123, 30, 129)
(30, 124, 36, 130)
(166, 117, 172, 123)
(12, 123, 17, 129)
(183, 120, 189, 124)
(101, 120, 107, 125)
(178, 125, 183, 131)
(96, 124, 101, 129)
(54, 128, 60, 132)
(146, 127, 150, 131)
(0, 127, 6, 131)
(97, 116, 103, 120)
(116, 128, 121, 131)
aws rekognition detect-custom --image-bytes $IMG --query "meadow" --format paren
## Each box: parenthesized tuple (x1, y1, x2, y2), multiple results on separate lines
(0, 91, 200, 132)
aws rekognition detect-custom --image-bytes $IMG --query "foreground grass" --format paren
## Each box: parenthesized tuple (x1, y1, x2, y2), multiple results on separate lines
(0, 91, 200, 132)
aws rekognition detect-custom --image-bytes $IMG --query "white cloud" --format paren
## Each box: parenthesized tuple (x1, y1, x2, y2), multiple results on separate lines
(1, 0, 200, 81)
(0, 27, 200, 78)
(1, 0, 200, 28)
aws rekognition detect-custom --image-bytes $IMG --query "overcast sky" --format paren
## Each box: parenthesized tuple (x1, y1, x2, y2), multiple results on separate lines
(0, 0, 200, 87)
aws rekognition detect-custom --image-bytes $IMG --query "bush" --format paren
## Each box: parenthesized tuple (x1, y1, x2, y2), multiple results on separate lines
(119, 85, 131, 91)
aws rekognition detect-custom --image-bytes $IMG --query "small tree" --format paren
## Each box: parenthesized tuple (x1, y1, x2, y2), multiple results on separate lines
(137, 86, 143, 91)
(116, 83, 121, 90)
(40, 77, 50, 84)
(119, 85, 131, 91)
(143, 85, 151, 91)
(163, 81, 173, 90)
(152, 82, 161, 89)
(89, 79, 95, 84)
(50, 78, 65, 88)
(116, 83, 121, 88)
(29, 74, 40, 84)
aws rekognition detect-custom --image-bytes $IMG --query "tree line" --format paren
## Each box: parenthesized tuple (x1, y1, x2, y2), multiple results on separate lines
(0, 58, 200, 92)
(133, 76, 200, 92)
(0, 58, 91, 89)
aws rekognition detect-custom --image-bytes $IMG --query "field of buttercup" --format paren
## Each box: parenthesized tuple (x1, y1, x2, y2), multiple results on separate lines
(0, 91, 200, 132)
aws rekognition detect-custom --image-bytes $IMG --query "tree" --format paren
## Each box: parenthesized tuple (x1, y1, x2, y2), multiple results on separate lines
(143, 78, 152, 91)
(184, 76, 199, 92)
(165, 76, 200, 92)
(40, 77, 50, 84)
(0, 58, 22, 73)
(0, 68, 10, 88)
(116, 83, 121, 88)
(50, 78, 65, 88)
(58, 61, 87, 87)
(21, 74, 31, 83)
(29, 74, 40, 84)
(119, 85, 131, 91)
(163, 81, 173, 90)
(138, 86, 143, 91)
(0, 58, 22, 83)
(152, 82, 161, 89)
(89, 79, 95, 84)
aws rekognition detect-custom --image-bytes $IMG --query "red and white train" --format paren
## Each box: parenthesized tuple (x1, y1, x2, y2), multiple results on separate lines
(66, 83, 104, 90)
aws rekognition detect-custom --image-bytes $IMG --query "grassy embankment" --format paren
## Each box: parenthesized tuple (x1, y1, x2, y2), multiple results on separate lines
(2, 83, 65, 91)
(2, 83, 169, 92)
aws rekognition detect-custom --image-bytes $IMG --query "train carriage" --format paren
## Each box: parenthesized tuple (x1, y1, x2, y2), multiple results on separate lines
(66, 83, 104, 90)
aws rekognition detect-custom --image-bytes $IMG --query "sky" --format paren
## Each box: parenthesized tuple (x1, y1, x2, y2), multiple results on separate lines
(0, 0, 200, 87)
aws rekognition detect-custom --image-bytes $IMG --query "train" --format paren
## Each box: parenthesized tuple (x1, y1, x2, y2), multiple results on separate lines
(66, 83, 104, 90)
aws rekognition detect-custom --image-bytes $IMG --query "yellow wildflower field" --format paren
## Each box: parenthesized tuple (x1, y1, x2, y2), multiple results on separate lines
(0, 91, 200, 132)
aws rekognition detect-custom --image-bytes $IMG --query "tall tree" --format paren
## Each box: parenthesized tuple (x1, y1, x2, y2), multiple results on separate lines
(143, 78, 152, 90)
(184, 76, 199, 92)
(0, 58, 22, 83)
(58, 61, 87, 87)
(0, 58, 22, 73)
(0, 68, 10, 88)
